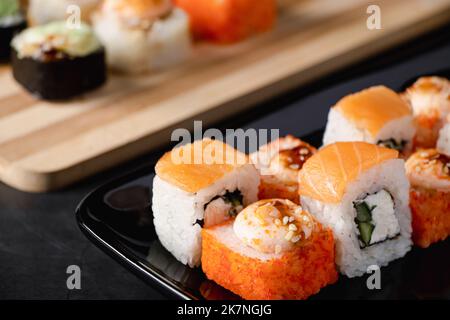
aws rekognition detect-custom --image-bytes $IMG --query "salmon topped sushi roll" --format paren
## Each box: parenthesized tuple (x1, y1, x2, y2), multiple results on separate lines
(405, 149, 450, 248)
(201, 199, 338, 300)
(250, 135, 316, 203)
(299, 142, 412, 277)
(93, 0, 191, 73)
(174, 0, 276, 44)
(152, 138, 259, 267)
(404, 76, 450, 149)
(323, 86, 415, 157)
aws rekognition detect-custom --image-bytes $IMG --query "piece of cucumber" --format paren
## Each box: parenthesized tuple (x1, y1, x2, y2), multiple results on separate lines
(358, 222, 375, 247)
(355, 202, 372, 222)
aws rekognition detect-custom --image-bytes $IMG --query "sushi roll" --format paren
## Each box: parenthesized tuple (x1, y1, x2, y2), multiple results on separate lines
(323, 86, 415, 157)
(11, 21, 106, 100)
(405, 149, 450, 248)
(28, 0, 100, 26)
(201, 199, 338, 300)
(174, 0, 276, 44)
(299, 142, 412, 278)
(0, 0, 26, 61)
(152, 138, 259, 267)
(250, 135, 316, 203)
(404, 76, 450, 149)
(92, 0, 191, 74)
(437, 116, 450, 156)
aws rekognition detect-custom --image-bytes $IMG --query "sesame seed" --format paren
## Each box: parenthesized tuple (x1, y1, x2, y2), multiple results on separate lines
(288, 224, 297, 231)
(300, 148, 309, 155)
(291, 235, 301, 243)
(274, 219, 281, 226)
(290, 164, 300, 170)
(285, 231, 294, 241)
(275, 245, 281, 254)
(282, 216, 289, 225)
(288, 216, 295, 222)
(420, 152, 429, 158)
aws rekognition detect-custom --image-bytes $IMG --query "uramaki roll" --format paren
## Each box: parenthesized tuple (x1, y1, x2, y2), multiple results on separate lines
(323, 86, 415, 157)
(404, 76, 450, 149)
(405, 149, 450, 248)
(250, 135, 316, 204)
(202, 199, 338, 300)
(174, 0, 276, 44)
(153, 138, 259, 267)
(299, 142, 412, 277)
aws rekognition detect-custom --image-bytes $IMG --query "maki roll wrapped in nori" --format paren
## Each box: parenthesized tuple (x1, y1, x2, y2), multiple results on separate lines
(0, 0, 26, 61)
(11, 21, 106, 100)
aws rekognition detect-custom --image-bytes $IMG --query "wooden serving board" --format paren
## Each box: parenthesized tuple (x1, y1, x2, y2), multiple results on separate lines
(1, 0, 450, 193)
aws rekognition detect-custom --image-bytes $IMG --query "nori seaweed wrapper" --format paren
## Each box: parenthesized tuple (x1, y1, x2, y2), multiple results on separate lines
(0, 19, 26, 61)
(12, 48, 107, 100)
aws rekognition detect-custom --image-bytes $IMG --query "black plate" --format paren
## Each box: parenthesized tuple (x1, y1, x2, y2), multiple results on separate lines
(76, 60, 450, 300)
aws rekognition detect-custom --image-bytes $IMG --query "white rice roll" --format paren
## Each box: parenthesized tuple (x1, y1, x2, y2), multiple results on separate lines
(323, 86, 415, 155)
(92, 0, 191, 74)
(28, 0, 100, 25)
(152, 139, 259, 267)
(299, 142, 412, 278)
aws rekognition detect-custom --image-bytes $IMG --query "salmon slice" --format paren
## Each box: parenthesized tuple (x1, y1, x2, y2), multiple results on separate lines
(155, 139, 249, 193)
(299, 142, 399, 203)
(334, 86, 411, 137)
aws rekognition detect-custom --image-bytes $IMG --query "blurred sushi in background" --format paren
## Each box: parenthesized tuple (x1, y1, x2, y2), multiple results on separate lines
(405, 149, 450, 248)
(27, 0, 100, 26)
(299, 142, 412, 277)
(404, 76, 450, 149)
(152, 138, 259, 267)
(92, 0, 192, 73)
(323, 86, 416, 157)
(201, 199, 337, 299)
(250, 135, 316, 203)
(11, 21, 106, 99)
(175, 0, 276, 44)
(0, 0, 26, 61)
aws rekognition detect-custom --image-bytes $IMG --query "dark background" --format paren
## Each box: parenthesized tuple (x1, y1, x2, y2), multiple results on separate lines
(0, 24, 449, 299)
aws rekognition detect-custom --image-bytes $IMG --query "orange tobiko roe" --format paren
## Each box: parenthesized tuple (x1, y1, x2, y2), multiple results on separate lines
(201, 222, 338, 300)
(410, 187, 450, 248)
(174, 0, 276, 43)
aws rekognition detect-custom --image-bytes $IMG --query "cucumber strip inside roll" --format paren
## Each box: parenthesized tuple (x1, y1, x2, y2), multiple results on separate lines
(353, 189, 400, 249)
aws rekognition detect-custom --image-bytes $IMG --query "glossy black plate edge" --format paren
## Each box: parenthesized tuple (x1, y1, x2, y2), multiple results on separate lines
(75, 166, 195, 300)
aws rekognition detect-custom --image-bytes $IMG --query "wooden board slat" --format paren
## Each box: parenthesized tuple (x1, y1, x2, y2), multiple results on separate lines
(1, 0, 450, 192)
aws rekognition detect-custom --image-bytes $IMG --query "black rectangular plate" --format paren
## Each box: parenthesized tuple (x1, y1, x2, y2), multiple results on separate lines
(76, 48, 450, 300)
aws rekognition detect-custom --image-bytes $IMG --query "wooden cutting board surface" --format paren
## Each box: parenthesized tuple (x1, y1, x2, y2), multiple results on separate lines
(1, 0, 450, 192)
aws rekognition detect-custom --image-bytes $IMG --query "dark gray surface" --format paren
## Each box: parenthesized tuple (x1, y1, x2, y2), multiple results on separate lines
(0, 32, 449, 299)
